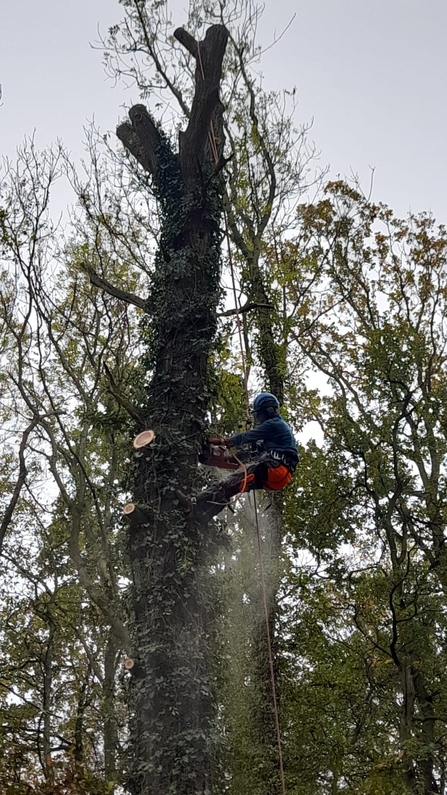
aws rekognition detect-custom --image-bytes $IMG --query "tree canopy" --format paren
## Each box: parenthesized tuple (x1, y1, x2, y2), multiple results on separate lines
(1, 3, 447, 795)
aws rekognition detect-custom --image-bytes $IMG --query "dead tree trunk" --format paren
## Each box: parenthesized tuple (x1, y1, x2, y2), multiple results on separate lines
(116, 25, 228, 795)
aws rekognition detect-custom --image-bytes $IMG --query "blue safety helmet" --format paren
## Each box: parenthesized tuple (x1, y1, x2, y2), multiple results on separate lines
(252, 392, 280, 414)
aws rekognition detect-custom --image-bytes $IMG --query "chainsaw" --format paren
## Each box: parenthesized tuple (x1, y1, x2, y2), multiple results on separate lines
(198, 438, 241, 470)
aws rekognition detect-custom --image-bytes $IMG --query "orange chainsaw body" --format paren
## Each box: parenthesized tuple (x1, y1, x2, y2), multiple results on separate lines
(199, 443, 241, 470)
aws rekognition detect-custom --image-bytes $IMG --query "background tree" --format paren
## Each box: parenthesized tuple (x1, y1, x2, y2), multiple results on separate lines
(5, 2, 447, 793)
(0, 143, 138, 792)
(279, 182, 447, 793)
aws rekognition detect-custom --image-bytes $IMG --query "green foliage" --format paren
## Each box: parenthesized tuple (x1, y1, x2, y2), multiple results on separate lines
(207, 334, 248, 435)
(278, 183, 447, 792)
(5, 1, 447, 792)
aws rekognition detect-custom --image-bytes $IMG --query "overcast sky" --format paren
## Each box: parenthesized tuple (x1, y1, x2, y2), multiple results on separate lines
(1, 0, 447, 222)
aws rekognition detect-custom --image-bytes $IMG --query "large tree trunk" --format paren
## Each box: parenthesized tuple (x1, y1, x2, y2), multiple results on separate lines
(116, 25, 228, 795)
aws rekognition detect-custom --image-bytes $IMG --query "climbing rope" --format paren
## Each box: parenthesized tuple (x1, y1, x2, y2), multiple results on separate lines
(253, 491, 287, 795)
(197, 42, 286, 795)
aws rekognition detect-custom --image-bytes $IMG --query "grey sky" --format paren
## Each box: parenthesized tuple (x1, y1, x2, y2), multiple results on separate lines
(1, 0, 447, 222)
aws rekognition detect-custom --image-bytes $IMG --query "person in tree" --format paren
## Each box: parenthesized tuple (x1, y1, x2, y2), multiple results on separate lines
(190, 392, 299, 523)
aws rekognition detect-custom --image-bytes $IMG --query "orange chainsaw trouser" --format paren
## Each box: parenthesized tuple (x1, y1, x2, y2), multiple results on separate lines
(193, 457, 294, 523)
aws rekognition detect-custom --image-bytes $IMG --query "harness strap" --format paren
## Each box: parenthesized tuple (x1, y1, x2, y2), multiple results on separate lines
(269, 449, 299, 471)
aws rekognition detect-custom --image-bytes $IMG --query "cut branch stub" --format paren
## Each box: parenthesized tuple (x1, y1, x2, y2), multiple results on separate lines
(128, 105, 163, 178)
(116, 122, 153, 174)
(133, 430, 156, 449)
(123, 503, 152, 523)
(117, 105, 163, 179)
(117, 25, 228, 192)
(174, 24, 229, 185)
(173, 28, 199, 58)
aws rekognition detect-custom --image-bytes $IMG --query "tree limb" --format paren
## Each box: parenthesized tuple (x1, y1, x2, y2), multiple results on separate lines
(176, 24, 229, 184)
(117, 104, 165, 180)
(132, 1, 190, 119)
(82, 262, 146, 310)
(69, 506, 133, 655)
(173, 28, 199, 58)
(219, 301, 274, 318)
(0, 418, 38, 553)
(128, 104, 164, 178)
(116, 122, 153, 174)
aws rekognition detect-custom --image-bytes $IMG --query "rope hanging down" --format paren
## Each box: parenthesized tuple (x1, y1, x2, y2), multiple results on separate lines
(253, 491, 287, 795)
(197, 43, 286, 795)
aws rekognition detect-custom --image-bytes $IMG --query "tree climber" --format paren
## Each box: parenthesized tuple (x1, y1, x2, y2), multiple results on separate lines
(189, 392, 299, 523)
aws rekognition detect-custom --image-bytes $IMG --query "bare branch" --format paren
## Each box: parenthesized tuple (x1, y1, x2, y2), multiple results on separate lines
(219, 301, 274, 318)
(82, 262, 146, 310)
(103, 363, 144, 424)
(131, 1, 190, 118)
(69, 506, 133, 654)
(0, 419, 39, 553)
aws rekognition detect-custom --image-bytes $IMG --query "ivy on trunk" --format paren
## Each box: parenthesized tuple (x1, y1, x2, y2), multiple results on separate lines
(116, 24, 229, 795)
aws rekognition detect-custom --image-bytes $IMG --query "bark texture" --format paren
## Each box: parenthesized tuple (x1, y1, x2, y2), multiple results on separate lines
(117, 25, 228, 795)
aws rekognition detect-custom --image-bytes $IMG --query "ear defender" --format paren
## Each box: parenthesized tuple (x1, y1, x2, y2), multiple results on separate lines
(252, 393, 280, 415)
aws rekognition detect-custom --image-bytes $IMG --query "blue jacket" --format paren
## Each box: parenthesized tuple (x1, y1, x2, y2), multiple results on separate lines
(228, 416, 298, 458)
